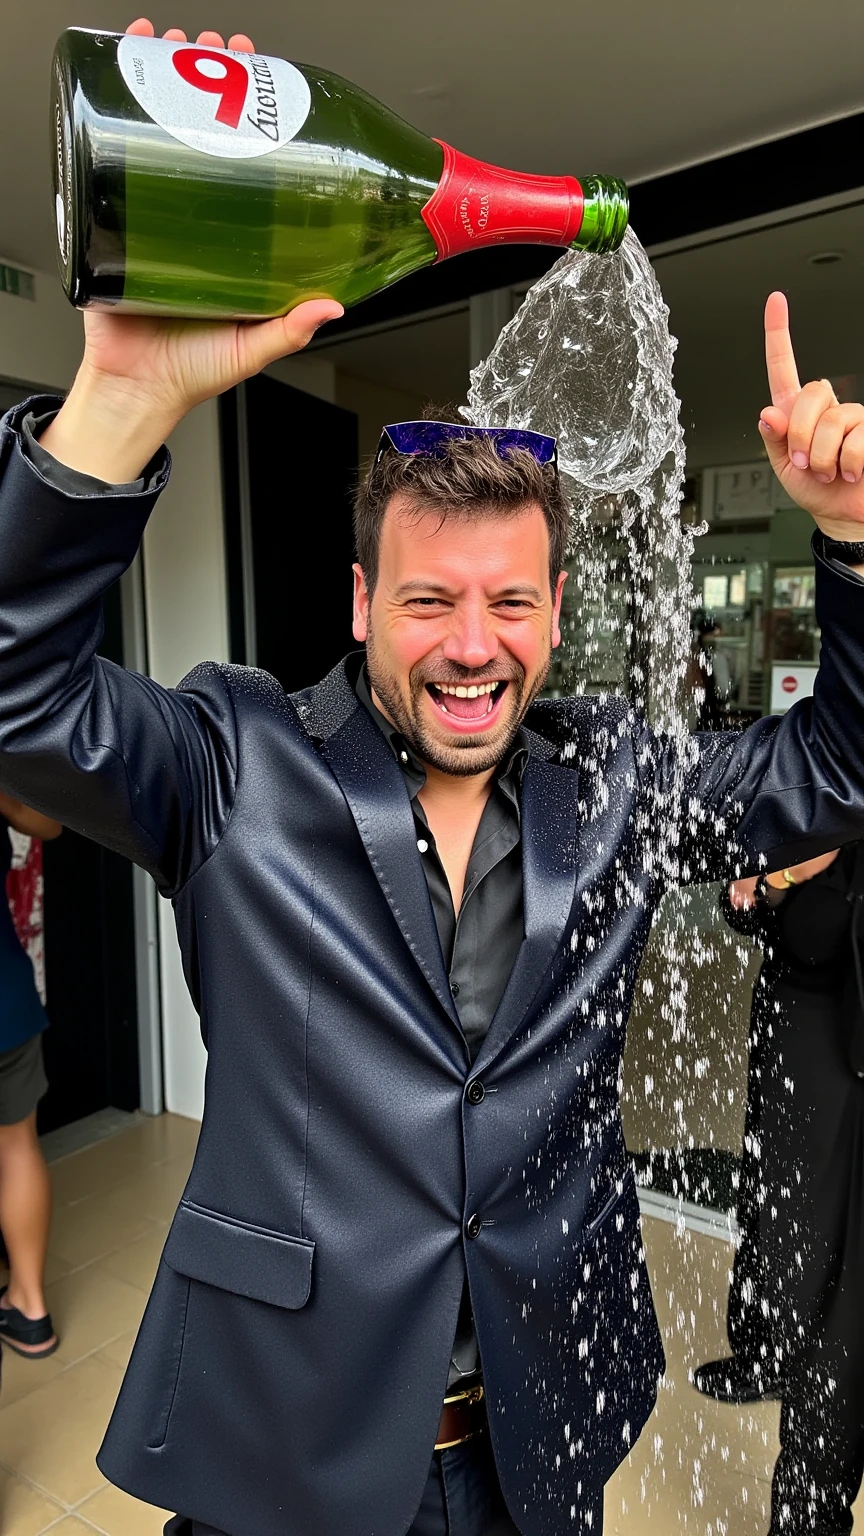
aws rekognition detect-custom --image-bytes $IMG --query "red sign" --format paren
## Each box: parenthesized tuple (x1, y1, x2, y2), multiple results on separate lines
(781, 675, 799, 694)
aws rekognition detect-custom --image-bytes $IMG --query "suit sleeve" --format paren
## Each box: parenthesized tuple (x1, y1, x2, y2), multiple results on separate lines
(637, 537, 864, 885)
(0, 398, 237, 896)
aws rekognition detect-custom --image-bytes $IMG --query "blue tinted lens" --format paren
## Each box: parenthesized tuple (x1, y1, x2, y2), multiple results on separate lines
(379, 421, 557, 466)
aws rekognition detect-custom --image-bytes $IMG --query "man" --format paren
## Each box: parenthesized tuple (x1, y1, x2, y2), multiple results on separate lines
(2, 24, 864, 1536)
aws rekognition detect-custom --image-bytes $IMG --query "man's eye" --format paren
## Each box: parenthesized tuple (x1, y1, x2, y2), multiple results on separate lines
(408, 598, 446, 608)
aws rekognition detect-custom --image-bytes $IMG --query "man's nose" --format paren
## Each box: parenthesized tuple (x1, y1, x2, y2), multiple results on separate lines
(442, 606, 499, 670)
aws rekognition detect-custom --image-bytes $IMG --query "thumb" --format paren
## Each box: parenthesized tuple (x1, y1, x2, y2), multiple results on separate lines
(239, 299, 344, 375)
(758, 405, 790, 477)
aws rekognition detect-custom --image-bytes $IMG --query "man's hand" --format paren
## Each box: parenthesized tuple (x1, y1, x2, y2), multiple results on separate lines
(40, 19, 344, 484)
(760, 293, 864, 544)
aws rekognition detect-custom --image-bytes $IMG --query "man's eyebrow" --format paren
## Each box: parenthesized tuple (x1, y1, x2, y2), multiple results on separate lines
(394, 581, 455, 597)
(393, 581, 545, 601)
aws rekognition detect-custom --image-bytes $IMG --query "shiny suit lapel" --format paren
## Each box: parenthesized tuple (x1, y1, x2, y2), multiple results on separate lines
(319, 700, 463, 1034)
(474, 755, 581, 1071)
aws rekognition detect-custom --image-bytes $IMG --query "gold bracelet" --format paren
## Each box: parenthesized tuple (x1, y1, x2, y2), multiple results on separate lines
(781, 867, 797, 886)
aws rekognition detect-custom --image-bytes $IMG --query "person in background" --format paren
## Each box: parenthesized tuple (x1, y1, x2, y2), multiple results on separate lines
(687, 614, 732, 728)
(0, 789, 62, 1360)
(694, 846, 864, 1536)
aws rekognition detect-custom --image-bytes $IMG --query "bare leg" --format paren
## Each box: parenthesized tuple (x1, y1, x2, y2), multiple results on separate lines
(0, 1110, 56, 1351)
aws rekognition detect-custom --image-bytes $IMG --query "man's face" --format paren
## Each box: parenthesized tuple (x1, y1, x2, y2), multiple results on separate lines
(352, 495, 567, 777)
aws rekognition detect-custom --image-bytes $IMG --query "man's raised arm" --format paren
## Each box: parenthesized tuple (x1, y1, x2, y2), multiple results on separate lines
(637, 294, 864, 884)
(0, 19, 343, 891)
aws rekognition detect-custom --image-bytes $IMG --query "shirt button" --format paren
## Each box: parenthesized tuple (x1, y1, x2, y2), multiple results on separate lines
(417, 838, 429, 853)
(466, 1214, 483, 1240)
(466, 1079, 485, 1105)
(450, 980, 460, 999)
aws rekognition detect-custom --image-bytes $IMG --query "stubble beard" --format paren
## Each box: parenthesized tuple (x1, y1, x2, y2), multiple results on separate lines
(364, 624, 552, 778)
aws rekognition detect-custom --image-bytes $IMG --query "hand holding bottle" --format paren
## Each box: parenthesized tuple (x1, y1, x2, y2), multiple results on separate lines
(761, 293, 864, 545)
(41, 19, 344, 483)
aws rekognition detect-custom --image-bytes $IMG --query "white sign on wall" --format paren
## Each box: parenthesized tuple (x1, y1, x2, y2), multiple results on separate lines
(770, 663, 818, 713)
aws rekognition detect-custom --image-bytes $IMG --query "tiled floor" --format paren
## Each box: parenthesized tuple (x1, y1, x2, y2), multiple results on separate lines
(0, 1116, 859, 1535)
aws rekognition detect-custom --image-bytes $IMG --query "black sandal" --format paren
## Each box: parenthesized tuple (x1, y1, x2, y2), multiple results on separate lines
(0, 1286, 59, 1358)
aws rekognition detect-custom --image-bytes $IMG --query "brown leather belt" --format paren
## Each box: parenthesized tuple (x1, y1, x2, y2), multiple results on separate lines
(435, 1381, 485, 1450)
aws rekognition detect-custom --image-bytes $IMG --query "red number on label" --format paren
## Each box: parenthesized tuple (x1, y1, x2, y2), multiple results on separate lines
(172, 48, 248, 130)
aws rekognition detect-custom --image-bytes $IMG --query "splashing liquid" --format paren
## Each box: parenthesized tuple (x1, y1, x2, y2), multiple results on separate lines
(466, 231, 764, 1524)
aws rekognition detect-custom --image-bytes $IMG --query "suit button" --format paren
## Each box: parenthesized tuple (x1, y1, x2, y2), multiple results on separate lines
(450, 981, 460, 998)
(466, 1079, 485, 1105)
(466, 1213, 483, 1240)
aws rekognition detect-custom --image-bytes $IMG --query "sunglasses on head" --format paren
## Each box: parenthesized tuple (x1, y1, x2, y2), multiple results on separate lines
(375, 420, 558, 468)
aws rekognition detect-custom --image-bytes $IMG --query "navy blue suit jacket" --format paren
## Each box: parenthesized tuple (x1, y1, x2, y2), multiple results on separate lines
(1, 397, 864, 1536)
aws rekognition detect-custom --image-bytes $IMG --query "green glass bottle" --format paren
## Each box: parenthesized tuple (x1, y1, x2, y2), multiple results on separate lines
(51, 28, 628, 320)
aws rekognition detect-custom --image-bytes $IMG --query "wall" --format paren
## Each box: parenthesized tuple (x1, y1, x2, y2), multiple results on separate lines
(143, 401, 229, 1122)
(334, 370, 426, 463)
(0, 267, 83, 390)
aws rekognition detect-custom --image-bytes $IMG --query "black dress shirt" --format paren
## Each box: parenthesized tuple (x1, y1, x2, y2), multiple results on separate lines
(355, 667, 526, 1063)
(355, 668, 528, 1382)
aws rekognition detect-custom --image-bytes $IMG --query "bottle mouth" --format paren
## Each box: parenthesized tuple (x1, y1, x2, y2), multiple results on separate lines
(572, 176, 629, 254)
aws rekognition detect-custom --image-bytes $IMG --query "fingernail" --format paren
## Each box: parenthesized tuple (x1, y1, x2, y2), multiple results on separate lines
(814, 473, 831, 484)
(758, 419, 773, 433)
(791, 452, 809, 469)
(843, 472, 858, 484)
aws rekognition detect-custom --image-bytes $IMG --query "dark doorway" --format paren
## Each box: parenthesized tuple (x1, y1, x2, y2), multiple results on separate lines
(221, 375, 359, 688)
(39, 579, 140, 1133)
(0, 377, 140, 1133)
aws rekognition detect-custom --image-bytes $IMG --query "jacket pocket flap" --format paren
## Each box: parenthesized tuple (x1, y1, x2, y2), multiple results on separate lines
(163, 1200, 314, 1310)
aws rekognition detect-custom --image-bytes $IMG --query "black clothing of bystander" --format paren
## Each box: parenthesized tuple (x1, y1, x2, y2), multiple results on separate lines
(720, 849, 864, 1534)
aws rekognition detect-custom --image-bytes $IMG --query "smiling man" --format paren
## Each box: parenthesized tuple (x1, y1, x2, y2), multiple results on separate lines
(2, 24, 864, 1536)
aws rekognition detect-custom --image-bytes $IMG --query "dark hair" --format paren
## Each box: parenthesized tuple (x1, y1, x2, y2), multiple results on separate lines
(353, 404, 570, 593)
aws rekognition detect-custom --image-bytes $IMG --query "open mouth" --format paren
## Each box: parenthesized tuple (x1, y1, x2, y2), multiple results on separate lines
(426, 680, 509, 726)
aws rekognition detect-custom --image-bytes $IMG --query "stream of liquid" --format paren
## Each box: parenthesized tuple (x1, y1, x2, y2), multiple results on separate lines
(465, 231, 768, 1524)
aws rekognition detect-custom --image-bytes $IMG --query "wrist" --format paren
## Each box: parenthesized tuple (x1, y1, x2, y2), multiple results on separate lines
(39, 363, 181, 483)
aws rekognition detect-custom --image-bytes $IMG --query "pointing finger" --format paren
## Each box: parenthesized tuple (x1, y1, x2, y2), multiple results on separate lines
(765, 290, 801, 414)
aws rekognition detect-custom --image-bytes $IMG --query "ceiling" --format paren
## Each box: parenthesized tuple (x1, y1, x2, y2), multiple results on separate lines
(2, 0, 863, 275)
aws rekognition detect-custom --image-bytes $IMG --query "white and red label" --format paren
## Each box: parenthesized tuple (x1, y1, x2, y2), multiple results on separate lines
(770, 663, 818, 713)
(117, 35, 311, 159)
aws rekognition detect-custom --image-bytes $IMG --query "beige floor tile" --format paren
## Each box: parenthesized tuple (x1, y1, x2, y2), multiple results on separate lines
(47, 1188, 159, 1270)
(606, 1460, 772, 1535)
(0, 1353, 121, 1506)
(112, 1114, 200, 1168)
(46, 1264, 147, 1367)
(36, 1522, 101, 1533)
(0, 1340, 69, 1411)
(76, 1482, 172, 1535)
(95, 1331, 136, 1371)
(0, 1466, 64, 1536)
(48, 1144, 148, 1211)
(110, 1159, 192, 1226)
(100, 1227, 169, 1295)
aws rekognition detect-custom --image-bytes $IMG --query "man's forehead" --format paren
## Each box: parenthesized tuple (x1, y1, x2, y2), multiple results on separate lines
(381, 495, 549, 554)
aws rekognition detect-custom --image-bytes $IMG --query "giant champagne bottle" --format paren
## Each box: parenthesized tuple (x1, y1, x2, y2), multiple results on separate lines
(52, 29, 628, 320)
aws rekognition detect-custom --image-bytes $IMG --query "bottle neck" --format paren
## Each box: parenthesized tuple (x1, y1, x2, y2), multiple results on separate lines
(421, 140, 585, 260)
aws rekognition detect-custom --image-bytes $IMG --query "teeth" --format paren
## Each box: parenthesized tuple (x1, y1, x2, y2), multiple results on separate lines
(435, 681, 500, 697)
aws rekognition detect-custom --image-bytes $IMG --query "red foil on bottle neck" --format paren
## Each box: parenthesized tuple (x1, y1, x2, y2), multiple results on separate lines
(421, 140, 585, 261)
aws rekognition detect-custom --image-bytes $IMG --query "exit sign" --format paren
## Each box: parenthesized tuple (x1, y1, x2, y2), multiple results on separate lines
(0, 263, 35, 301)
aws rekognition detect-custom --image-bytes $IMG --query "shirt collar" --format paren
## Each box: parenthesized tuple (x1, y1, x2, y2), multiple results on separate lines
(355, 665, 529, 808)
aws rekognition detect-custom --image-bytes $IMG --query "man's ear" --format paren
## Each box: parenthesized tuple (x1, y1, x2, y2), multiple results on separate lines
(353, 564, 370, 642)
(551, 570, 568, 649)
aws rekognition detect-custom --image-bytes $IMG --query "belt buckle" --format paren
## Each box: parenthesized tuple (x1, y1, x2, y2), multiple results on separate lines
(435, 1381, 485, 1451)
